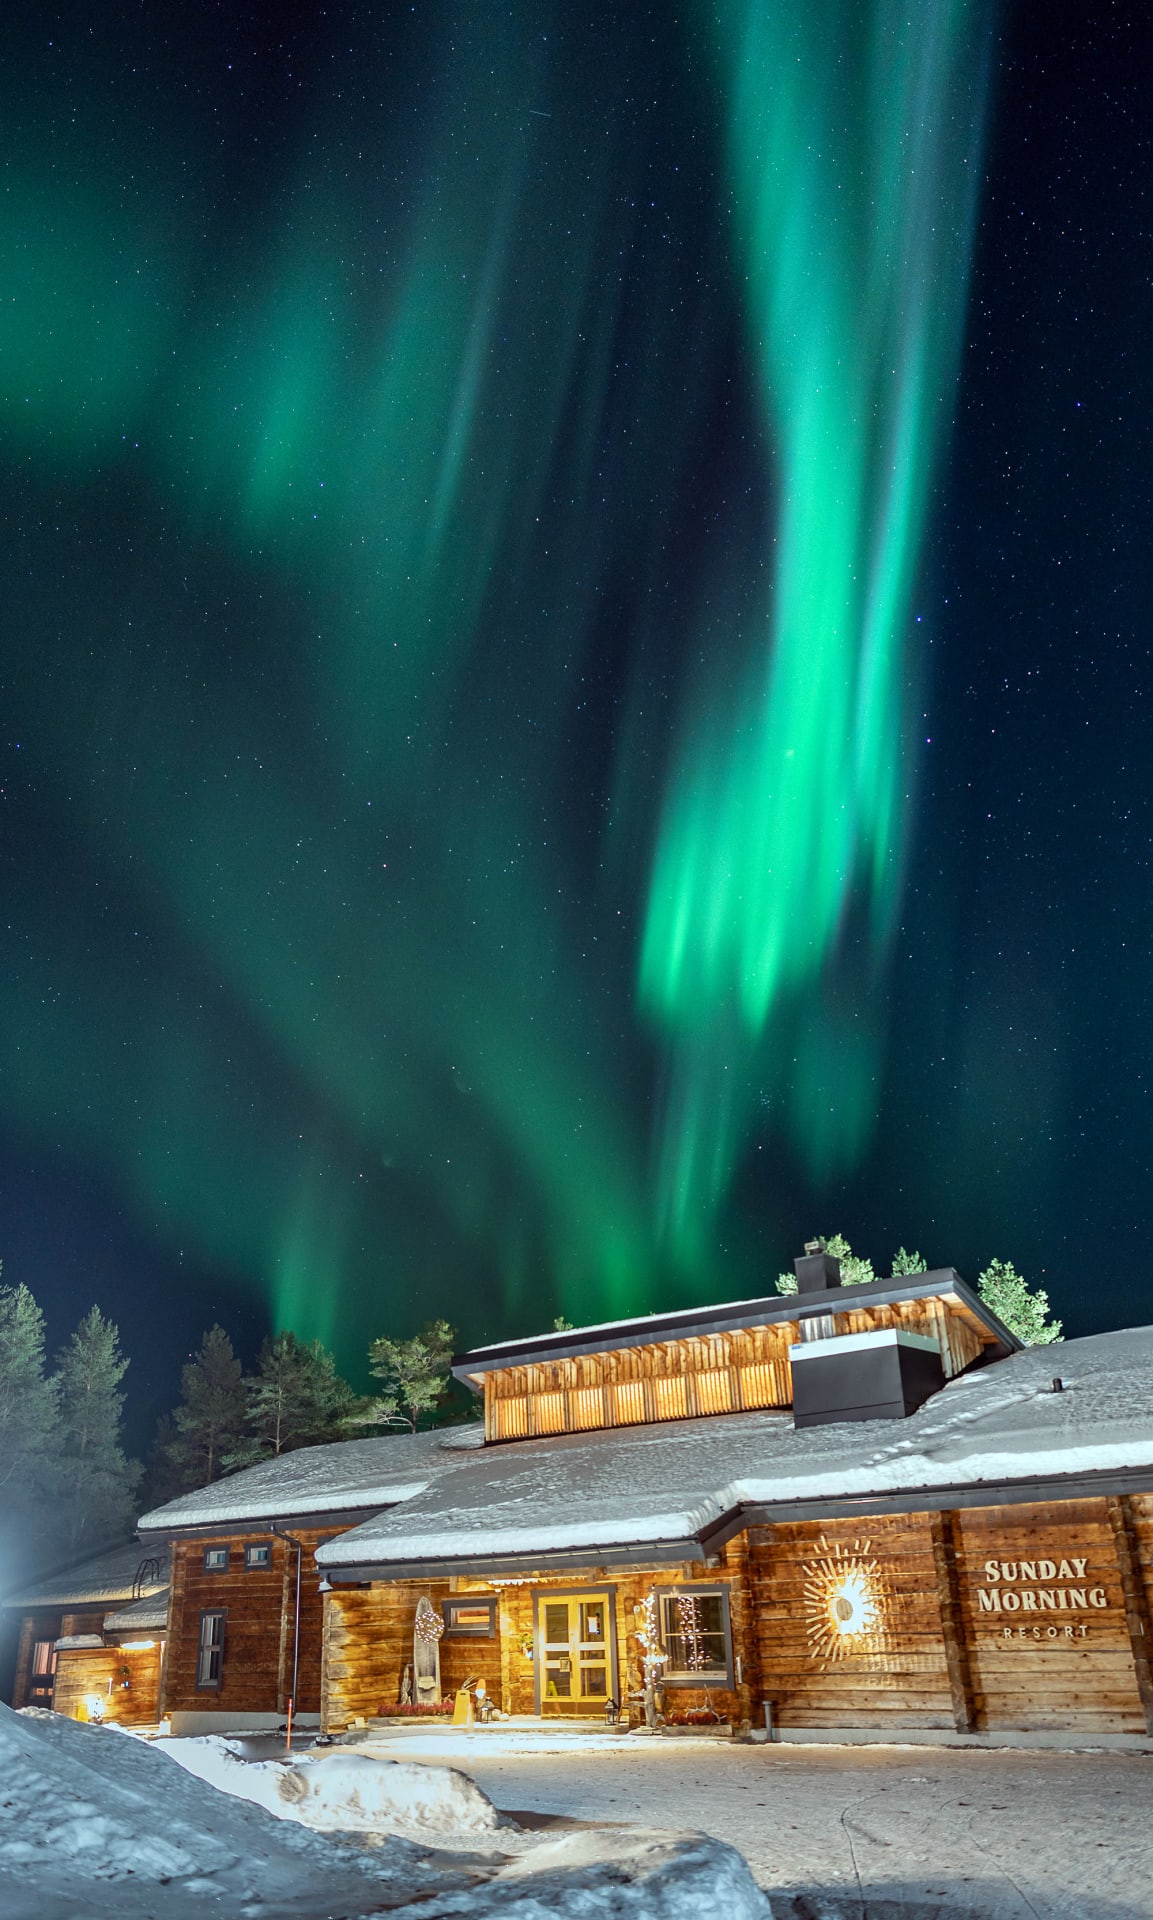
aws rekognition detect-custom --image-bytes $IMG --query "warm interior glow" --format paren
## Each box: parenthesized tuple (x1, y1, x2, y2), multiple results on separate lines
(828, 1572, 878, 1637)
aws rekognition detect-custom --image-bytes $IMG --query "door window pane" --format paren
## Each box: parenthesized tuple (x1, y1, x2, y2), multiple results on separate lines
(580, 1601, 605, 1642)
(544, 1604, 569, 1645)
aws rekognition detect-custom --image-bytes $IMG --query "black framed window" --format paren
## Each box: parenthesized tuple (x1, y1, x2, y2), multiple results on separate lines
(442, 1596, 497, 1637)
(203, 1545, 229, 1572)
(656, 1588, 733, 1685)
(196, 1609, 226, 1689)
(244, 1543, 272, 1570)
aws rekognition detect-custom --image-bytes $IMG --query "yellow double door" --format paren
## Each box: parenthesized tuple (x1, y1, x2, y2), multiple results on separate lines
(538, 1593, 614, 1715)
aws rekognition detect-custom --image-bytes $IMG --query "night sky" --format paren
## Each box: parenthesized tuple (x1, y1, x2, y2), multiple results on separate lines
(2, 2, 1150, 1432)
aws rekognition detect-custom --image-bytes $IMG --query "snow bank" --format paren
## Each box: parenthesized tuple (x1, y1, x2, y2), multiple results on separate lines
(0, 1707, 768, 1917)
(161, 1734, 502, 1834)
(447, 1827, 770, 1918)
(0, 1703, 390, 1919)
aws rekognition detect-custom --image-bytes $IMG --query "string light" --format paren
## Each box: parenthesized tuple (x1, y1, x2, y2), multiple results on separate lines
(676, 1592, 707, 1671)
(414, 1595, 445, 1644)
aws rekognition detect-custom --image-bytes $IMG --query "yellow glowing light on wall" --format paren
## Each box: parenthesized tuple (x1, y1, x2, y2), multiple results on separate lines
(802, 1538, 887, 1665)
(827, 1570, 878, 1637)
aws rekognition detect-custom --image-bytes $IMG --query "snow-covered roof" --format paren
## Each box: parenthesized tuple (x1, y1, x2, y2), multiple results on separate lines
(2, 1542, 170, 1610)
(136, 1426, 482, 1535)
(103, 1590, 170, 1633)
(317, 1327, 1153, 1576)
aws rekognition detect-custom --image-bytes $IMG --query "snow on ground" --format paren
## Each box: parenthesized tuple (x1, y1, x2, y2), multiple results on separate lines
(355, 1725, 1153, 1920)
(0, 1707, 767, 1918)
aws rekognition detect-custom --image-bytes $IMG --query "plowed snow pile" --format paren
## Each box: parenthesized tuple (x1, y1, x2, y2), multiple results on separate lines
(0, 1706, 768, 1918)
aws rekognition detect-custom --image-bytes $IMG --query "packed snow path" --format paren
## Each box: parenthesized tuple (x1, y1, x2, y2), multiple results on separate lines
(349, 1730, 1153, 1919)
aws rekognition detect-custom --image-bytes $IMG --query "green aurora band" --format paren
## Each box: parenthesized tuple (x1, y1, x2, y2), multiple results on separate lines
(640, 0, 991, 1259)
(0, 3, 992, 1354)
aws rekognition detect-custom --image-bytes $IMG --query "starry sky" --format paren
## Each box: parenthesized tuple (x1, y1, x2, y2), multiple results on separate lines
(2, 1, 1150, 1430)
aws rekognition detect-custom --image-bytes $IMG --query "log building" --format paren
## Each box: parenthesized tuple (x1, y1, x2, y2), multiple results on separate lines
(132, 1254, 1153, 1746)
(3, 1541, 169, 1727)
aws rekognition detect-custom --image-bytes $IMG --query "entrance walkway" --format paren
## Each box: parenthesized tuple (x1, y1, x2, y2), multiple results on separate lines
(348, 1727, 1153, 1918)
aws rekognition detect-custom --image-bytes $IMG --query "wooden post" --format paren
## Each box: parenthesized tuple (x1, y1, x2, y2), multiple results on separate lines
(930, 1510, 976, 1733)
(1106, 1495, 1153, 1738)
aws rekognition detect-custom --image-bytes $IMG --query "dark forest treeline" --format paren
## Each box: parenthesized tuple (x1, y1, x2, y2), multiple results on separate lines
(0, 1271, 461, 1588)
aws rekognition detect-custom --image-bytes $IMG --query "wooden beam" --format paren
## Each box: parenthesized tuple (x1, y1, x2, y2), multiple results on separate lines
(929, 1509, 976, 1733)
(1106, 1494, 1153, 1737)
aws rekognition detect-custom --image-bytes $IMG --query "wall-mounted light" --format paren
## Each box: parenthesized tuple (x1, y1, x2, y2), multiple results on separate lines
(803, 1539, 887, 1665)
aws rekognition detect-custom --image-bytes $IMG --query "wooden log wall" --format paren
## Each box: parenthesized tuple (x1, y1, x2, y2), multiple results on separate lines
(483, 1296, 989, 1442)
(11, 1609, 66, 1710)
(162, 1529, 338, 1718)
(52, 1643, 163, 1728)
(748, 1497, 1153, 1736)
(953, 1499, 1147, 1735)
(322, 1580, 504, 1726)
(323, 1551, 756, 1732)
(748, 1514, 958, 1729)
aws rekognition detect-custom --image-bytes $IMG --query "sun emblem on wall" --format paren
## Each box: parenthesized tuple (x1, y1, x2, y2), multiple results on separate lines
(802, 1537, 888, 1664)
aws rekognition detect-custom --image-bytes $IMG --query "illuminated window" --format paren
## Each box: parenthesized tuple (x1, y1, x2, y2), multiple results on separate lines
(657, 1589, 732, 1685)
(196, 1609, 226, 1689)
(203, 1546, 229, 1572)
(244, 1543, 272, 1570)
(442, 1597, 497, 1637)
(29, 1639, 56, 1701)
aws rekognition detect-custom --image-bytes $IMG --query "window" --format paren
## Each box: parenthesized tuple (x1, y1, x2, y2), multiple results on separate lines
(203, 1546, 229, 1572)
(657, 1589, 732, 1685)
(29, 1640, 57, 1700)
(196, 1609, 226, 1689)
(441, 1597, 497, 1637)
(244, 1543, 272, 1570)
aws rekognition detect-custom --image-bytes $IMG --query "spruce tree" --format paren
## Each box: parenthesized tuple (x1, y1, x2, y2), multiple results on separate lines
(54, 1307, 141, 1556)
(363, 1319, 456, 1433)
(977, 1259, 1062, 1346)
(891, 1247, 928, 1276)
(226, 1331, 357, 1467)
(0, 1276, 60, 1570)
(166, 1324, 246, 1489)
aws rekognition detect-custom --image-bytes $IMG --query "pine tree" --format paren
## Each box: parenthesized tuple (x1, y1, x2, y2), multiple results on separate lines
(55, 1307, 141, 1557)
(0, 1276, 60, 1569)
(891, 1247, 928, 1276)
(139, 1413, 188, 1513)
(363, 1319, 456, 1433)
(166, 1325, 246, 1490)
(977, 1259, 1062, 1346)
(226, 1331, 358, 1467)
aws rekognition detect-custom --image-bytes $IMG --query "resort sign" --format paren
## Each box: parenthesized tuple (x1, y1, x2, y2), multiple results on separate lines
(977, 1556, 1109, 1641)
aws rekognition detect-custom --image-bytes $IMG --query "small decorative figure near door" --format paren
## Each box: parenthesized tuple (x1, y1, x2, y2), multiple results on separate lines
(413, 1595, 444, 1706)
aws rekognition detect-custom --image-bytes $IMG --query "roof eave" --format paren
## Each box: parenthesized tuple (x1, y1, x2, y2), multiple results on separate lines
(137, 1502, 393, 1545)
(452, 1271, 1019, 1383)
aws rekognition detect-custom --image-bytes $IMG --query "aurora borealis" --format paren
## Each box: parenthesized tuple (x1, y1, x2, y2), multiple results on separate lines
(3, 2, 1151, 1398)
(641, 1, 990, 1252)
